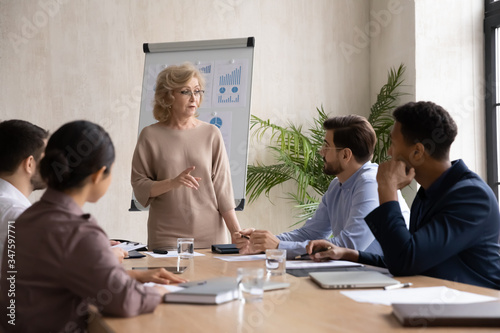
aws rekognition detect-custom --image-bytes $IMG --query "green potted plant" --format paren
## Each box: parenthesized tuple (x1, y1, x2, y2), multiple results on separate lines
(246, 64, 406, 225)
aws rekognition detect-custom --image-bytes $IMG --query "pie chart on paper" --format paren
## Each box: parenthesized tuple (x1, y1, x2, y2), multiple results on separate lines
(210, 117, 223, 128)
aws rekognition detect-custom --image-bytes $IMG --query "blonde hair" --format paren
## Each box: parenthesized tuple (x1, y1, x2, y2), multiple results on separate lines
(153, 63, 206, 122)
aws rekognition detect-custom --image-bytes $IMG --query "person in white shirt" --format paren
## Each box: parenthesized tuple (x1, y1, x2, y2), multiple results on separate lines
(0, 120, 49, 265)
(0, 120, 128, 265)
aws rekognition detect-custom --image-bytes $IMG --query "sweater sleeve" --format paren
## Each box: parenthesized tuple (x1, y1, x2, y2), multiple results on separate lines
(210, 127, 235, 213)
(62, 223, 161, 317)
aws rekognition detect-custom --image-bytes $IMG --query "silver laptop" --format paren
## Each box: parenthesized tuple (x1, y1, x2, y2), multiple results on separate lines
(309, 271, 399, 289)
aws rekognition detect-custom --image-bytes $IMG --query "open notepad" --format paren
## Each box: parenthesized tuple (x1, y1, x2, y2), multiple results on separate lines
(111, 241, 147, 252)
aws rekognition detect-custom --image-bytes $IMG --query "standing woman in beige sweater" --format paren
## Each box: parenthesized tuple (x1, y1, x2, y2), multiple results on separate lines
(131, 63, 241, 250)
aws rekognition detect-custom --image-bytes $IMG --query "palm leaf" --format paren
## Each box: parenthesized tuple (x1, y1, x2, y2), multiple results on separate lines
(247, 106, 332, 206)
(369, 64, 407, 164)
(288, 193, 321, 227)
(246, 163, 292, 203)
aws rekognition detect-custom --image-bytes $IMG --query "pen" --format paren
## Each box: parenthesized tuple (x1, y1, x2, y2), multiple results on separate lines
(240, 235, 250, 240)
(384, 282, 413, 290)
(294, 247, 332, 260)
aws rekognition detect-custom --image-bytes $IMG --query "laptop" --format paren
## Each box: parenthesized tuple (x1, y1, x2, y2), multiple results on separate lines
(309, 271, 399, 289)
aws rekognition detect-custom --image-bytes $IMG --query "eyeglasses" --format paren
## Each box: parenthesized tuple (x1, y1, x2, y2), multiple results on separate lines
(178, 90, 204, 98)
(319, 144, 345, 153)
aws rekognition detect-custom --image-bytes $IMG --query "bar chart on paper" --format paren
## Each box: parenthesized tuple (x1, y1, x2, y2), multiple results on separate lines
(219, 66, 241, 85)
(199, 64, 212, 74)
(213, 60, 248, 108)
(218, 94, 240, 104)
(195, 62, 214, 108)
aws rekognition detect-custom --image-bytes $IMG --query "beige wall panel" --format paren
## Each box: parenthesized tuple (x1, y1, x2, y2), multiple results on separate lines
(415, 0, 486, 177)
(0, 0, 371, 243)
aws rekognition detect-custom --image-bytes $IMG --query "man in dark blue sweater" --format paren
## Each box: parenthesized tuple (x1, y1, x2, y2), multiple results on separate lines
(307, 101, 500, 289)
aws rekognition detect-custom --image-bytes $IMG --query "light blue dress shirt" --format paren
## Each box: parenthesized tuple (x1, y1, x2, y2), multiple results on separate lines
(277, 162, 410, 258)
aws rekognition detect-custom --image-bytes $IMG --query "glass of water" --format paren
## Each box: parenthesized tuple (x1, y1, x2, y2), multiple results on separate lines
(177, 238, 194, 259)
(237, 267, 264, 303)
(265, 249, 286, 276)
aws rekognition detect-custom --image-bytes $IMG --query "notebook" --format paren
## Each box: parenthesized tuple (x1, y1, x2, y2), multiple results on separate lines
(392, 302, 500, 327)
(163, 277, 290, 304)
(164, 277, 238, 304)
(309, 271, 399, 289)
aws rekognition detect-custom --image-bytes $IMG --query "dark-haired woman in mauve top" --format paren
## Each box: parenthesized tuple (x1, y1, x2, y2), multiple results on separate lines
(0, 120, 186, 333)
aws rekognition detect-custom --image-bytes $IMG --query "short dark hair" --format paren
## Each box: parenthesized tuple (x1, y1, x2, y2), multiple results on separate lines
(393, 101, 457, 160)
(40, 120, 115, 191)
(0, 120, 49, 174)
(323, 115, 376, 164)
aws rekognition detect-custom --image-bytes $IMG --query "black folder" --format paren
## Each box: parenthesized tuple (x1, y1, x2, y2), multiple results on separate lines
(211, 244, 239, 254)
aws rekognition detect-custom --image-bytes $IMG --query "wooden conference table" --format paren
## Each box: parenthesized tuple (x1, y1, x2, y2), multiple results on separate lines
(89, 249, 500, 333)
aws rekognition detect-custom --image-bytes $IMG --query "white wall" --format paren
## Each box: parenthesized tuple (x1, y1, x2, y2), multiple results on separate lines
(414, 0, 486, 177)
(369, 0, 486, 203)
(0, 0, 371, 243)
(370, 0, 416, 101)
(369, 0, 417, 203)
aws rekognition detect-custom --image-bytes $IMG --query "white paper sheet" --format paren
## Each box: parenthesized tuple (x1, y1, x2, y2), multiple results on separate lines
(144, 251, 205, 258)
(286, 260, 363, 269)
(198, 111, 233, 158)
(212, 59, 248, 108)
(341, 286, 498, 306)
(214, 254, 266, 261)
(195, 61, 214, 108)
